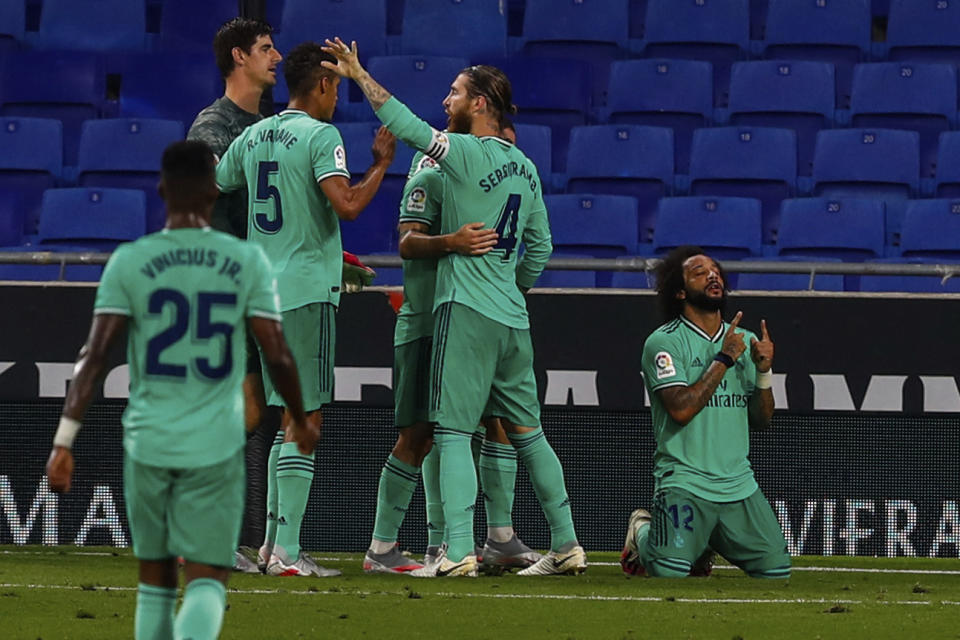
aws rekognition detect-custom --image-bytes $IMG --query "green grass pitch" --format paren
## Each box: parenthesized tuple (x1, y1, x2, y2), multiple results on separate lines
(2, 546, 959, 639)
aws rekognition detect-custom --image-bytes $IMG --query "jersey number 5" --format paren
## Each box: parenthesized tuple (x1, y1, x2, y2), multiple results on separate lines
(493, 193, 521, 262)
(146, 289, 237, 380)
(255, 161, 283, 234)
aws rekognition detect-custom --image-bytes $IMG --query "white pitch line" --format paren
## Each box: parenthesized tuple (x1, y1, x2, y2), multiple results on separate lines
(2, 583, 958, 607)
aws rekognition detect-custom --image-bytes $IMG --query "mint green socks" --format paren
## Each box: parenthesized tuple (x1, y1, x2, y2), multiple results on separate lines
(479, 440, 517, 530)
(434, 428, 477, 561)
(274, 442, 314, 560)
(262, 430, 284, 553)
(421, 447, 445, 548)
(371, 455, 420, 547)
(135, 583, 175, 640)
(173, 578, 226, 640)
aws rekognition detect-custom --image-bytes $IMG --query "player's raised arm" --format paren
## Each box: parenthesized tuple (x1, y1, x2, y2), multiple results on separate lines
(748, 319, 775, 430)
(320, 126, 396, 221)
(46, 313, 128, 493)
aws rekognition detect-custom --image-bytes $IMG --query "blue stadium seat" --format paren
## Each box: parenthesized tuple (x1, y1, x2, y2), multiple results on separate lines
(401, 0, 507, 61)
(520, 0, 630, 106)
(608, 268, 653, 289)
(38, 187, 146, 249)
(513, 123, 552, 191)
(642, 0, 750, 107)
(0, 0, 24, 51)
(812, 128, 919, 246)
(751, 0, 768, 40)
(873, 0, 890, 17)
(763, 0, 871, 108)
(565, 125, 673, 246)
(859, 256, 960, 293)
(604, 59, 713, 175)
(776, 197, 885, 262)
(727, 60, 835, 177)
(543, 193, 640, 287)
(35, 0, 146, 52)
(77, 118, 184, 233)
(118, 53, 222, 130)
(850, 63, 957, 179)
(887, 0, 960, 65)
(159, 0, 237, 52)
(629, 0, 647, 39)
(0, 117, 62, 241)
(496, 57, 591, 173)
(688, 127, 797, 245)
(652, 196, 762, 261)
(736, 257, 845, 292)
(935, 131, 960, 197)
(337, 121, 418, 255)
(366, 55, 468, 129)
(898, 199, 960, 260)
(277, 0, 387, 62)
(0, 51, 104, 168)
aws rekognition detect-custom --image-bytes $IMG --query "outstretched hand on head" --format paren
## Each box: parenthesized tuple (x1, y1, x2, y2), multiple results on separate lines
(321, 37, 364, 79)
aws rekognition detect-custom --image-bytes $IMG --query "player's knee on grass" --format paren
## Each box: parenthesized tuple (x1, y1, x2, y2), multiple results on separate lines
(740, 553, 792, 579)
(645, 557, 693, 578)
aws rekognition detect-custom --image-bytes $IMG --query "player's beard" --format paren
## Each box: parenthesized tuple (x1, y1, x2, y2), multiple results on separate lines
(447, 108, 472, 134)
(685, 287, 726, 313)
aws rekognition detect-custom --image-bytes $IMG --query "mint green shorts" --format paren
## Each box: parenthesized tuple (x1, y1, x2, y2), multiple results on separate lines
(262, 302, 335, 412)
(428, 302, 540, 432)
(393, 336, 433, 428)
(124, 449, 244, 568)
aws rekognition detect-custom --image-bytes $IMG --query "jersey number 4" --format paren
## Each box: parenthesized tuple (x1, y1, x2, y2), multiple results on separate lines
(254, 161, 283, 234)
(146, 289, 237, 380)
(492, 193, 521, 262)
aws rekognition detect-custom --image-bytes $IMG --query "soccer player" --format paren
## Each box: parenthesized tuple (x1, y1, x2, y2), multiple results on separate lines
(324, 38, 585, 577)
(45, 140, 314, 640)
(187, 15, 281, 575)
(620, 246, 791, 579)
(364, 122, 541, 575)
(217, 42, 396, 577)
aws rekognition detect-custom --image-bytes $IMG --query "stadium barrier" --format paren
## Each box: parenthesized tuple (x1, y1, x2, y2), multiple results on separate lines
(1, 286, 959, 557)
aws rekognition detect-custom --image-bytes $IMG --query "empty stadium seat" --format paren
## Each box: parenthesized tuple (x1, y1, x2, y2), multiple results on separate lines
(401, 0, 507, 61)
(277, 0, 387, 63)
(496, 56, 591, 173)
(898, 199, 960, 260)
(35, 0, 146, 52)
(887, 0, 960, 65)
(776, 197, 885, 262)
(520, 0, 630, 105)
(542, 193, 640, 287)
(604, 59, 713, 174)
(38, 187, 146, 250)
(565, 125, 673, 246)
(629, 0, 647, 39)
(935, 131, 960, 197)
(513, 123, 552, 190)
(652, 196, 762, 261)
(849, 63, 957, 179)
(0, 117, 62, 241)
(763, 0, 871, 108)
(858, 257, 960, 293)
(0, 51, 104, 167)
(727, 60, 835, 176)
(77, 118, 184, 233)
(0, 0, 24, 51)
(736, 257, 845, 292)
(366, 55, 468, 129)
(688, 127, 797, 245)
(118, 53, 223, 130)
(642, 0, 750, 106)
(812, 128, 919, 246)
(159, 0, 237, 52)
(337, 122, 418, 255)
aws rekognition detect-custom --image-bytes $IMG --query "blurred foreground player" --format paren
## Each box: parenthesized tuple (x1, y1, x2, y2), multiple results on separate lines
(324, 39, 585, 577)
(620, 246, 791, 579)
(45, 141, 315, 640)
(217, 42, 395, 576)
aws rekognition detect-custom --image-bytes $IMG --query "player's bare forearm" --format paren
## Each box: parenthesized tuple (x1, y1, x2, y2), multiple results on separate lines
(748, 388, 775, 430)
(399, 226, 448, 259)
(250, 317, 306, 426)
(657, 361, 729, 426)
(321, 168, 388, 222)
(62, 314, 127, 421)
(399, 221, 498, 259)
(355, 69, 392, 111)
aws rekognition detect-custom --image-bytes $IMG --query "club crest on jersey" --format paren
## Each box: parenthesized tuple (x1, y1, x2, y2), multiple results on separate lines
(406, 187, 427, 213)
(655, 351, 676, 379)
(334, 145, 347, 171)
(417, 155, 438, 172)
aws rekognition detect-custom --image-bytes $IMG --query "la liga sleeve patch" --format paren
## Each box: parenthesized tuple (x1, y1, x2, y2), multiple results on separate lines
(655, 351, 677, 379)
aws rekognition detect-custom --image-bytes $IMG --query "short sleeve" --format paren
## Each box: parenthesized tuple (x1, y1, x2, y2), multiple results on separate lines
(245, 245, 282, 321)
(641, 331, 688, 393)
(94, 248, 132, 316)
(311, 126, 351, 183)
(399, 165, 443, 226)
(215, 133, 247, 193)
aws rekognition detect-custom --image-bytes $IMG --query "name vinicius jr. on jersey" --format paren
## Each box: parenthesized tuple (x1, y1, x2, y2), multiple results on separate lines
(139, 247, 245, 285)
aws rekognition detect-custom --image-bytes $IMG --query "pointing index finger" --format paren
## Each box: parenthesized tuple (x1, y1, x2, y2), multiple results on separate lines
(761, 318, 771, 341)
(726, 311, 743, 333)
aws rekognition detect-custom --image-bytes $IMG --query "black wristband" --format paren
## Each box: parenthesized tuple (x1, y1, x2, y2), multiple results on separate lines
(713, 352, 735, 368)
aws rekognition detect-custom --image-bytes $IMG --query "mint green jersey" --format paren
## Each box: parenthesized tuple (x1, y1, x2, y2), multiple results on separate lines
(641, 316, 760, 502)
(94, 228, 282, 468)
(395, 152, 443, 346)
(216, 109, 350, 311)
(376, 98, 552, 330)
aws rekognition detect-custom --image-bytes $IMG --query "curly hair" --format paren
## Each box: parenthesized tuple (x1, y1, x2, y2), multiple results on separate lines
(213, 18, 274, 79)
(654, 246, 729, 320)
